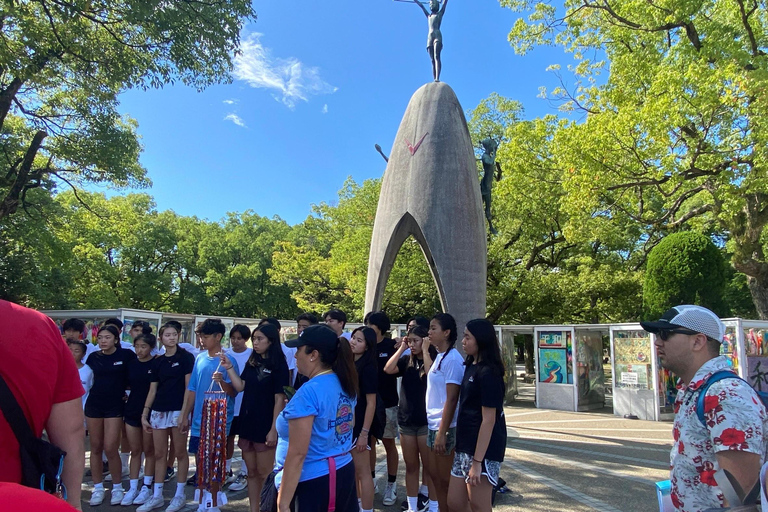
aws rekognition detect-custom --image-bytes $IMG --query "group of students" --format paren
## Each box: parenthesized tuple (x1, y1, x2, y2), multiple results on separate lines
(65, 309, 506, 512)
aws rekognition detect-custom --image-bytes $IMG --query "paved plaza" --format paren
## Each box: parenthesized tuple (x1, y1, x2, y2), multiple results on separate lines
(80, 380, 672, 512)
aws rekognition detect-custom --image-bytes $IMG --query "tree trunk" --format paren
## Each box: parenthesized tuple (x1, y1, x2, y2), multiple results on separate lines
(0, 130, 47, 220)
(524, 334, 535, 375)
(747, 275, 768, 320)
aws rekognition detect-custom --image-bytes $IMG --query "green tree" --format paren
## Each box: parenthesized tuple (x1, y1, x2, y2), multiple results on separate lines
(503, 0, 768, 317)
(643, 232, 728, 318)
(0, 0, 256, 219)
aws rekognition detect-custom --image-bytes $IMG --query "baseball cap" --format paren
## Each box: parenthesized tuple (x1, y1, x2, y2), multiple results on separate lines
(640, 305, 725, 341)
(285, 324, 339, 350)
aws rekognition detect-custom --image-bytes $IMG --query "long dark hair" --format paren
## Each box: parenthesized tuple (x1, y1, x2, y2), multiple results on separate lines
(304, 335, 359, 399)
(465, 319, 505, 378)
(432, 312, 457, 371)
(351, 326, 377, 368)
(97, 325, 121, 349)
(248, 324, 285, 371)
(408, 325, 430, 378)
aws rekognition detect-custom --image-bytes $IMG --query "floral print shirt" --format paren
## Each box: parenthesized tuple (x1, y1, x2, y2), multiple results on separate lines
(670, 356, 768, 512)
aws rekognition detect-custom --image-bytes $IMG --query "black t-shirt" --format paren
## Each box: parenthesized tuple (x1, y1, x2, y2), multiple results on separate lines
(239, 356, 290, 443)
(354, 356, 383, 439)
(125, 358, 157, 419)
(151, 349, 195, 412)
(455, 363, 507, 462)
(86, 347, 137, 406)
(395, 356, 428, 428)
(376, 339, 399, 408)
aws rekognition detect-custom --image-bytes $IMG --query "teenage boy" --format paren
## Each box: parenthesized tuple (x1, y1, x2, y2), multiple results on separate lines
(180, 319, 239, 512)
(366, 311, 400, 505)
(225, 324, 253, 492)
(324, 309, 351, 340)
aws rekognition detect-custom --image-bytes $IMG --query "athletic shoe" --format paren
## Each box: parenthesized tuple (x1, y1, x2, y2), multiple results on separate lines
(111, 489, 125, 505)
(373, 479, 379, 495)
(166, 495, 186, 512)
(224, 470, 237, 486)
(186, 473, 197, 486)
(90, 488, 106, 506)
(164, 467, 176, 482)
(134, 486, 152, 505)
(122, 465, 130, 477)
(401, 500, 408, 511)
(105, 473, 112, 482)
(136, 496, 164, 512)
(228, 472, 247, 492)
(120, 488, 139, 506)
(139, 468, 145, 479)
(417, 492, 429, 512)
(383, 482, 397, 506)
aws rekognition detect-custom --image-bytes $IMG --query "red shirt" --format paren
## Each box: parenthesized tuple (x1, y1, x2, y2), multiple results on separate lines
(0, 301, 84, 483)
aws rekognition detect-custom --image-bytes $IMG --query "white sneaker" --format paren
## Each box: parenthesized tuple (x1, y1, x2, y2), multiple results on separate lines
(90, 488, 106, 506)
(136, 496, 164, 512)
(228, 472, 247, 492)
(111, 489, 125, 505)
(134, 486, 152, 505)
(166, 495, 187, 512)
(383, 482, 398, 506)
(224, 470, 237, 486)
(120, 488, 139, 506)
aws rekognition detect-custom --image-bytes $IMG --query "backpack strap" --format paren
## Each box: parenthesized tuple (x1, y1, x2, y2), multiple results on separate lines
(696, 370, 741, 427)
(0, 372, 36, 450)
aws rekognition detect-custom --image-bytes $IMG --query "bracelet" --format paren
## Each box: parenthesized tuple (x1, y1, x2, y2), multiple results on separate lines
(225, 365, 233, 370)
(473, 458, 483, 464)
(361, 428, 370, 433)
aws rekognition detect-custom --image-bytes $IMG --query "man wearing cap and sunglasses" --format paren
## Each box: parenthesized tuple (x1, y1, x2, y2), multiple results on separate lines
(642, 305, 768, 512)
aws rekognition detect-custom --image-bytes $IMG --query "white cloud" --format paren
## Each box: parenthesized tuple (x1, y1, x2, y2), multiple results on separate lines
(233, 33, 338, 109)
(322, 104, 328, 114)
(224, 113, 247, 128)
(223, 99, 238, 105)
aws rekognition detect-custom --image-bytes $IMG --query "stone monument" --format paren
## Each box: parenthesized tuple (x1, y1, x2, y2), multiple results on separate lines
(364, 82, 487, 337)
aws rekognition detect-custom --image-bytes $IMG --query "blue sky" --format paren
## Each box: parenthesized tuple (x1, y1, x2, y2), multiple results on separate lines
(117, 1, 572, 226)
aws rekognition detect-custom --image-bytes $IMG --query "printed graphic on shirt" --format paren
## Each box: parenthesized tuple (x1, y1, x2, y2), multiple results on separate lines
(330, 394, 354, 441)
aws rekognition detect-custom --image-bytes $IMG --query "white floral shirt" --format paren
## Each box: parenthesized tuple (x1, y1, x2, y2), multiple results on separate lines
(670, 356, 768, 512)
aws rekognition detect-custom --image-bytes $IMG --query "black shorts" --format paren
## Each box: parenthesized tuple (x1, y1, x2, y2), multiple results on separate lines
(124, 415, 142, 428)
(230, 416, 242, 437)
(85, 398, 124, 419)
(294, 461, 357, 512)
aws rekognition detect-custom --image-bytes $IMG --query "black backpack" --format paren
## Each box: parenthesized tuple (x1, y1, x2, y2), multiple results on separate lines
(0, 372, 67, 498)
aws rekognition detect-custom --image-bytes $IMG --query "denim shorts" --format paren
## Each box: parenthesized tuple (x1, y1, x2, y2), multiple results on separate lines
(399, 424, 428, 437)
(427, 427, 456, 454)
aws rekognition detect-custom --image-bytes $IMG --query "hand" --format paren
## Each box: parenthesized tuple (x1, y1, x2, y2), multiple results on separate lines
(218, 352, 232, 369)
(355, 434, 368, 453)
(212, 371, 224, 384)
(467, 460, 482, 486)
(266, 429, 278, 447)
(433, 431, 447, 455)
(142, 416, 153, 434)
(394, 336, 403, 350)
(179, 415, 190, 434)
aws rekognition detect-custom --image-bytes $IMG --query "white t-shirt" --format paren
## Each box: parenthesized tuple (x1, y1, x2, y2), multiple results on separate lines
(281, 343, 296, 371)
(226, 347, 253, 416)
(426, 348, 465, 430)
(78, 364, 94, 411)
(120, 341, 136, 352)
(84, 342, 99, 360)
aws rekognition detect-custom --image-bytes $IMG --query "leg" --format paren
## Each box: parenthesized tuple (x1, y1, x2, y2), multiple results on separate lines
(429, 448, 454, 512)
(382, 438, 399, 478)
(242, 449, 260, 512)
(104, 418, 125, 485)
(433, 41, 442, 81)
(167, 436, 175, 474)
(416, 435, 434, 499)
(447, 475, 471, 512)
(253, 448, 276, 511)
(467, 476, 494, 512)
(142, 428, 156, 480)
(125, 424, 144, 480)
(87, 417, 105, 485)
(152, 428, 170, 485)
(121, 423, 131, 469)
(171, 427, 190, 483)
(352, 447, 373, 510)
(400, 435, 421, 500)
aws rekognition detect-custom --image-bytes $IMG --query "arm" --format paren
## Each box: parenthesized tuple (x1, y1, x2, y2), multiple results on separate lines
(355, 393, 377, 452)
(423, 339, 434, 374)
(218, 353, 244, 393)
(716, 450, 761, 503)
(414, 0, 429, 16)
(434, 383, 460, 455)
(46, 397, 85, 511)
(439, 0, 447, 15)
(179, 375, 194, 433)
(467, 407, 496, 486)
(141, 381, 159, 433)
(266, 393, 287, 447)
(277, 415, 314, 512)
(384, 343, 408, 374)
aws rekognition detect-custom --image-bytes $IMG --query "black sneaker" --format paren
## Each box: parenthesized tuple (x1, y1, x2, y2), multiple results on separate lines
(418, 493, 429, 512)
(186, 473, 197, 486)
(401, 500, 408, 511)
(165, 466, 176, 482)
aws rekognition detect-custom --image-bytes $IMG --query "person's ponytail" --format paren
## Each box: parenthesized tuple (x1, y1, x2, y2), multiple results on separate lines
(333, 337, 359, 399)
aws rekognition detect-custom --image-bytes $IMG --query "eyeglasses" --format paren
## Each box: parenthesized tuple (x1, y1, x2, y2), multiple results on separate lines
(657, 329, 700, 341)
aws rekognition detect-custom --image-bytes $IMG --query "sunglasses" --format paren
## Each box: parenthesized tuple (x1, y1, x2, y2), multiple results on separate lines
(657, 328, 700, 341)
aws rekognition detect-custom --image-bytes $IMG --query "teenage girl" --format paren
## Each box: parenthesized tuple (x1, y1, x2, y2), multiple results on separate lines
(384, 325, 434, 512)
(349, 326, 383, 512)
(424, 313, 464, 512)
(122, 334, 158, 506)
(139, 322, 195, 512)
(85, 324, 137, 506)
(447, 319, 506, 512)
(217, 323, 289, 512)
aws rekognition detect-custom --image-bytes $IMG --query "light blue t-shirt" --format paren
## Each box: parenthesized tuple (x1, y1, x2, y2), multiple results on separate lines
(188, 351, 239, 437)
(274, 373, 355, 488)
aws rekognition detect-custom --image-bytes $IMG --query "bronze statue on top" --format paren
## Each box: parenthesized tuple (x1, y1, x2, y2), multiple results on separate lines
(480, 137, 502, 235)
(412, 0, 448, 82)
